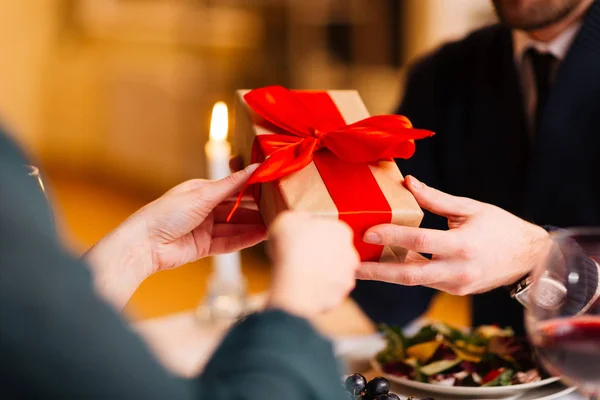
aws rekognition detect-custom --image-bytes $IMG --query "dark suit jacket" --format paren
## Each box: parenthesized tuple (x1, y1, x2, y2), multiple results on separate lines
(352, 1, 600, 333)
(0, 132, 345, 399)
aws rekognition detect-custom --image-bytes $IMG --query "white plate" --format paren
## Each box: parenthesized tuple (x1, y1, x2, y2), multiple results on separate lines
(386, 381, 577, 400)
(517, 384, 578, 400)
(371, 359, 561, 398)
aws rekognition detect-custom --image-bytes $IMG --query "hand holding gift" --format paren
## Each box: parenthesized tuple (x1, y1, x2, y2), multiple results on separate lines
(84, 165, 267, 309)
(231, 86, 434, 262)
(357, 176, 553, 296)
(267, 212, 360, 318)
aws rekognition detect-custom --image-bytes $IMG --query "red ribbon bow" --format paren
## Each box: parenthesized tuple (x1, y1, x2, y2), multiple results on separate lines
(227, 86, 434, 221)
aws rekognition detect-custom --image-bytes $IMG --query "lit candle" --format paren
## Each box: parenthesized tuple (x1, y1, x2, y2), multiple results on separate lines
(206, 102, 231, 180)
(205, 102, 242, 283)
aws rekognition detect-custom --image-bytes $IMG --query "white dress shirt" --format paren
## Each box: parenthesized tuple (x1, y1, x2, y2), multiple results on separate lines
(512, 23, 583, 131)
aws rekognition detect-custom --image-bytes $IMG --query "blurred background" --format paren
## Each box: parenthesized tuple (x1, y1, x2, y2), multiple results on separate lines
(2, 0, 496, 322)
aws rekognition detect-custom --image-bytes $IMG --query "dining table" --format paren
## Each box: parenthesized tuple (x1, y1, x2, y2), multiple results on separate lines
(133, 294, 375, 377)
(133, 294, 583, 400)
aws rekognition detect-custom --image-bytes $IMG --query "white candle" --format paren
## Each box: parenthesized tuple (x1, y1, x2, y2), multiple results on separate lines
(205, 102, 231, 180)
(205, 101, 242, 283)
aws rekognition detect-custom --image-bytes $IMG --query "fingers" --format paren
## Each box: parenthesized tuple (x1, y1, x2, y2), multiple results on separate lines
(364, 224, 459, 255)
(213, 204, 263, 224)
(356, 260, 453, 286)
(209, 230, 267, 254)
(212, 223, 267, 238)
(405, 175, 476, 218)
(163, 178, 208, 195)
(269, 211, 311, 236)
(198, 164, 260, 209)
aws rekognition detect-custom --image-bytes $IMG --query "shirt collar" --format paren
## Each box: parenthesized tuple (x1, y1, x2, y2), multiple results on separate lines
(512, 22, 583, 68)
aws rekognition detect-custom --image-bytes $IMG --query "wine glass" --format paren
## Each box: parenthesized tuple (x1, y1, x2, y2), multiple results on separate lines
(526, 228, 600, 400)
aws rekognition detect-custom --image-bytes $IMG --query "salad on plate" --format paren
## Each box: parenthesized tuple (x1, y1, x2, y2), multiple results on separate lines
(375, 323, 548, 387)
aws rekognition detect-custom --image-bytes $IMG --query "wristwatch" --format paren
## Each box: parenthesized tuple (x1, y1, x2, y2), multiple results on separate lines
(509, 272, 567, 310)
(509, 275, 535, 308)
(510, 257, 600, 311)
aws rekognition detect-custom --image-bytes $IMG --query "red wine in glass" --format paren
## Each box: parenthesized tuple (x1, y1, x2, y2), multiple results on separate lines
(526, 228, 600, 400)
(534, 316, 600, 394)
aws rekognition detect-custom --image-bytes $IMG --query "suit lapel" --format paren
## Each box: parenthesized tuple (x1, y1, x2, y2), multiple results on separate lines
(522, 0, 600, 224)
(537, 0, 600, 145)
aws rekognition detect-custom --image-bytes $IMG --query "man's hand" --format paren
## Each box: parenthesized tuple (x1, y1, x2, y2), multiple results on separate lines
(267, 212, 360, 318)
(85, 164, 267, 308)
(357, 176, 552, 296)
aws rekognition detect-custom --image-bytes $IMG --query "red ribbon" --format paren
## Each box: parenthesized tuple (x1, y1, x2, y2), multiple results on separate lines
(228, 86, 434, 260)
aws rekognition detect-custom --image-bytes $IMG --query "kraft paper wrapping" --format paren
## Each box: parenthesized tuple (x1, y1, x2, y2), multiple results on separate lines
(233, 89, 423, 262)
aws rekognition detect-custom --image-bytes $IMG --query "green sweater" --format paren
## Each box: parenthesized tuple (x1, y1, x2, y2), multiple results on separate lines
(0, 131, 346, 399)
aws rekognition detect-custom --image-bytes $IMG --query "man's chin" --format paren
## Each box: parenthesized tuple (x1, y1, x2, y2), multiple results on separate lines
(507, 19, 566, 31)
(492, 0, 584, 31)
(497, 11, 575, 31)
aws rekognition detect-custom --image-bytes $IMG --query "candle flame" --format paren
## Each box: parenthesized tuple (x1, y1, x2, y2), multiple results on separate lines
(209, 101, 228, 141)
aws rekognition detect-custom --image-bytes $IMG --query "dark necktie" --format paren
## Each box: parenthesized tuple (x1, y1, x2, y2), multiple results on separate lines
(527, 48, 557, 135)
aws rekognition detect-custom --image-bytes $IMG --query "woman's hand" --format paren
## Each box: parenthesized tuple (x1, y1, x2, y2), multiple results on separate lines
(85, 165, 266, 309)
(267, 212, 360, 318)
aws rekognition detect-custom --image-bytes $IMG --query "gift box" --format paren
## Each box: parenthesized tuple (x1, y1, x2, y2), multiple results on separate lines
(231, 86, 433, 262)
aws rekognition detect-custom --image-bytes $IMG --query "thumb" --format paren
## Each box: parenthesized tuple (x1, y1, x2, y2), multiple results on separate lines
(405, 175, 476, 218)
(201, 164, 260, 209)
